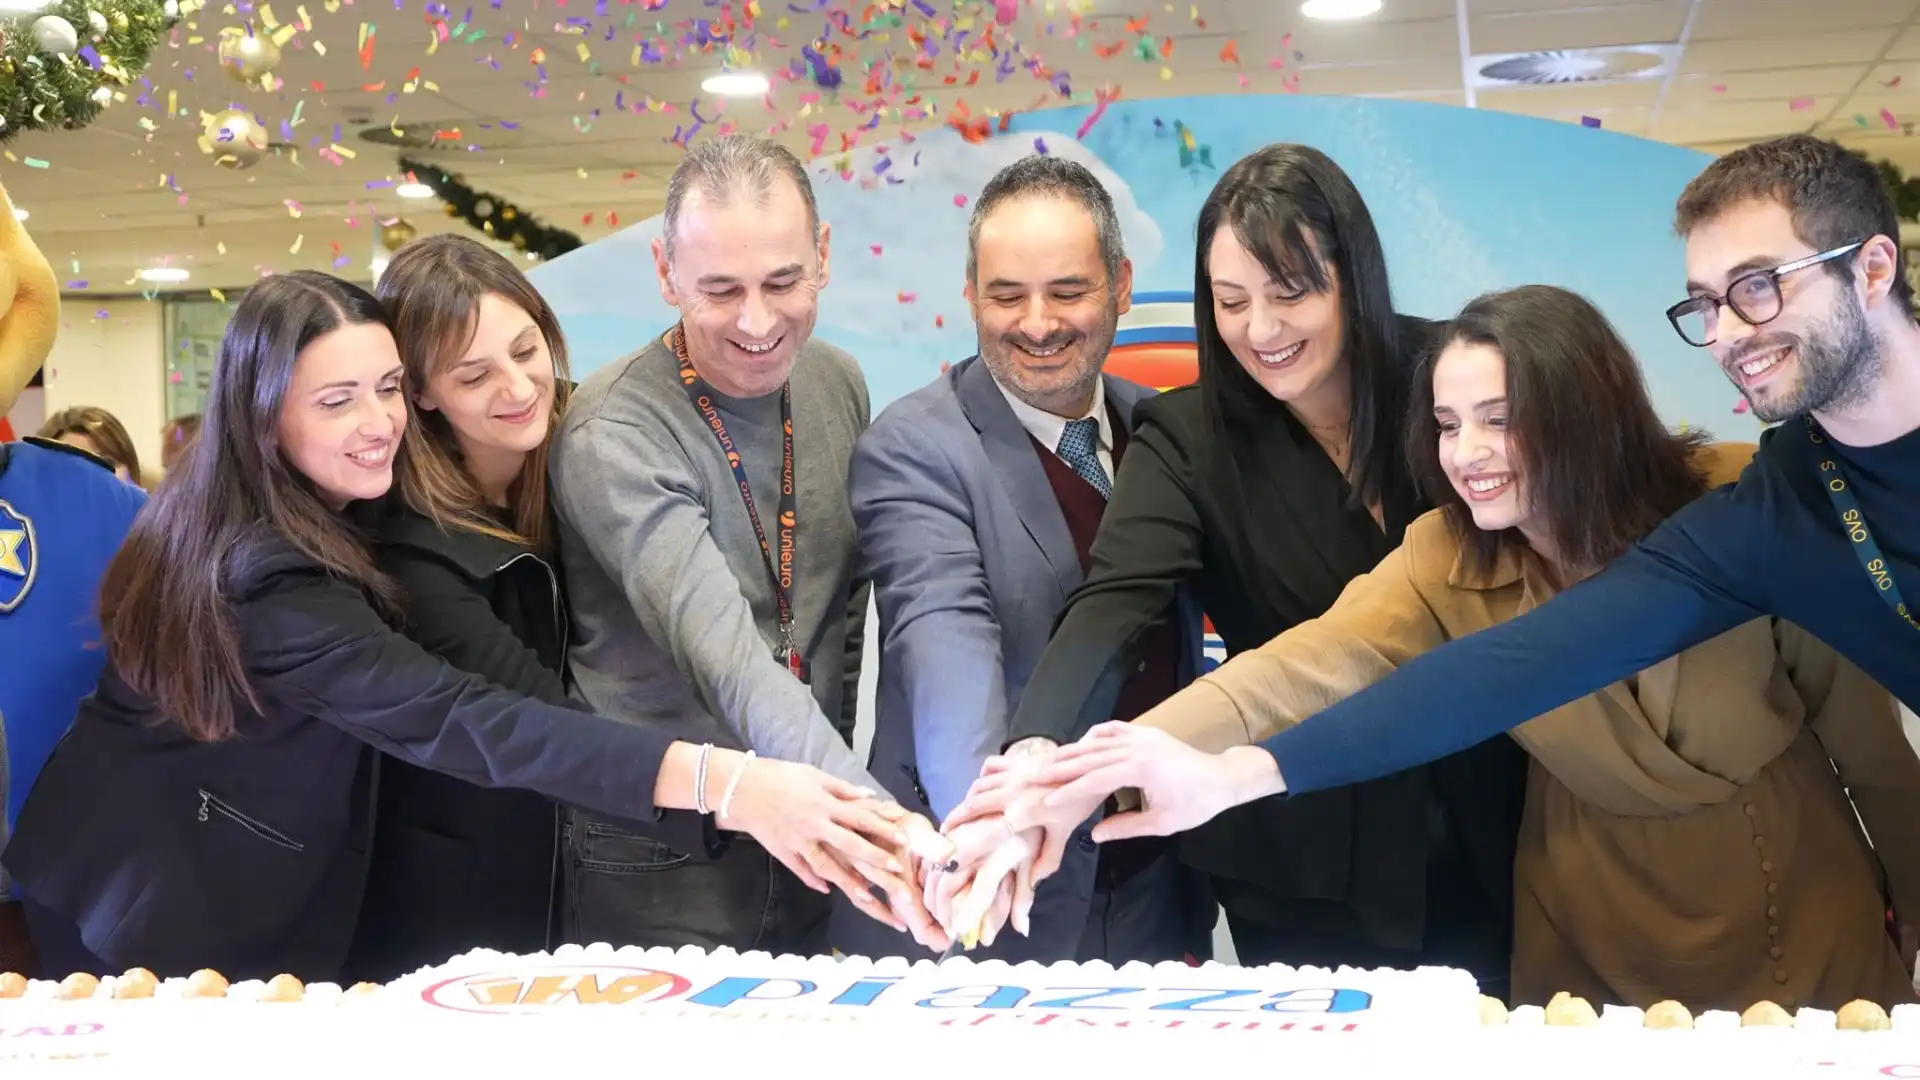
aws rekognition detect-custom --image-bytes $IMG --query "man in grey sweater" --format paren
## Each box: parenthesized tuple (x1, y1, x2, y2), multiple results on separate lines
(551, 134, 924, 955)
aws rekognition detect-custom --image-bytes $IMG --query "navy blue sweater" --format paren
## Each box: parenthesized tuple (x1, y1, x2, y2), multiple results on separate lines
(1265, 416, 1920, 794)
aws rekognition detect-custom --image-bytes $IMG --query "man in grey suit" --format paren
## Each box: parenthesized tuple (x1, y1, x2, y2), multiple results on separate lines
(833, 156, 1214, 963)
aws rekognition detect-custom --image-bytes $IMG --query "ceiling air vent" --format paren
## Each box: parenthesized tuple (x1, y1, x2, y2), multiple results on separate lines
(1468, 45, 1676, 89)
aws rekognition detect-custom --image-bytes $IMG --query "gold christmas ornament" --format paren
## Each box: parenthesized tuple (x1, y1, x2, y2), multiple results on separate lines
(379, 218, 417, 251)
(217, 27, 281, 81)
(202, 108, 268, 170)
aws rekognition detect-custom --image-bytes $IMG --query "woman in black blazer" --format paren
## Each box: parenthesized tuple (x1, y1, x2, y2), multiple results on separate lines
(348, 235, 742, 980)
(978, 145, 1529, 994)
(5, 272, 932, 984)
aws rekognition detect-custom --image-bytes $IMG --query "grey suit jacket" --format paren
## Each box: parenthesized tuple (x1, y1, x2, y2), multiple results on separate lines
(832, 355, 1203, 962)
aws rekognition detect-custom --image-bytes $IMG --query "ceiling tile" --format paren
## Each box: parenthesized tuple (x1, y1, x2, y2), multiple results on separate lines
(1687, 0, 1916, 42)
(1664, 66, 1869, 106)
(1678, 30, 1895, 74)
(1467, 2, 1690, 55)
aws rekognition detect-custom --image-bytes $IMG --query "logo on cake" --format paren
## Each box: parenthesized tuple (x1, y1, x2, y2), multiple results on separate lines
(420, 963, 1374, 1024)
(1108, 291, 1225, 673)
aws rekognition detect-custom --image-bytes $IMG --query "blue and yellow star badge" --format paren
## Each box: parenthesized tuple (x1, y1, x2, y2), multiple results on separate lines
(0, 498, 38, 614)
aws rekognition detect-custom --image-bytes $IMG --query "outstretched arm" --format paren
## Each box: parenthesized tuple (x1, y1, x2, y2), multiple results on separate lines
(851, 417, 1007, 820)
(1262, 492, 1768, 795)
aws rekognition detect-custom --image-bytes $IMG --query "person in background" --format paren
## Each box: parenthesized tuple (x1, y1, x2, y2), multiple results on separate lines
(551, 134, 945, 953)
(936, 144, 1528, 994)
(161, 413, 201, 473)
(0, 182, 142, 978)
(39, 406, 142, 487)
(2, 271, 930, 983)
(840, 155, 1212, 963)
(966, 285, 1920, 1012)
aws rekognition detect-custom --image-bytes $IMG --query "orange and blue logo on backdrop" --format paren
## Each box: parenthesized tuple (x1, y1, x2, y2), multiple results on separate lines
(1109, 291, 1225, 674)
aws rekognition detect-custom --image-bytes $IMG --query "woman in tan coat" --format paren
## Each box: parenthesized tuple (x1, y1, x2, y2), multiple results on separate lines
(958, 284, 1920, 1012)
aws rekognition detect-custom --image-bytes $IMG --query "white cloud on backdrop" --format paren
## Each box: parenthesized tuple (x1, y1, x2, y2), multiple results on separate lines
(531, 127, 1162, 339)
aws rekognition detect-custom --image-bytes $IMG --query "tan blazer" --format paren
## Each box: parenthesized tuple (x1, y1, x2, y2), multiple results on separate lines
(1135, 444, 1920, 1010)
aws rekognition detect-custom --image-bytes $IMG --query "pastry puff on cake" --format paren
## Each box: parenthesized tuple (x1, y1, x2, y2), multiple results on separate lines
(1477, 992, 1901, 1032)
(0, 968, 384, 1001)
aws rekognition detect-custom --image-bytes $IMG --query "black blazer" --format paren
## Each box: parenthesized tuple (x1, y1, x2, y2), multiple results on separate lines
(348, 504, 726, 980)
(4, 530, 692, 982)
(1007, 319, 1527, 953)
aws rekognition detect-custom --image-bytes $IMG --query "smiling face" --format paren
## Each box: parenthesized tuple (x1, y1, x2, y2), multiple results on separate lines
(652, 178, 830, 399)
(967, 192, 1131, 415)
(1432, 339, 1536, 542)
(276, 320, 408, 510)
(416, 291, 556, 474)
(1683, 198, 1878, 423)
(1206, 225, 1346, 408)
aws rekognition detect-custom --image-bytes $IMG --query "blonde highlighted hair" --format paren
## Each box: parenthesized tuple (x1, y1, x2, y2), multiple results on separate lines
(377, 234, 572, 551)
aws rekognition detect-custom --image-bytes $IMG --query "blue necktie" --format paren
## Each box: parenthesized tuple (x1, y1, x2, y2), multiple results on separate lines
(1056, 417, 1111, 499)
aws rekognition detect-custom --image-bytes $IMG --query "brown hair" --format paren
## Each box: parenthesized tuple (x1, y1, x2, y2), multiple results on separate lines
(100, 271, 397, 742)
(161, 413, 201, 472)
(1194, 143, 1416, 514)
(40, 405, 141, 483)
(377, 234, 570, 551)
(1674, 134, 1913, 317)
(1407, 284, 1711, 579)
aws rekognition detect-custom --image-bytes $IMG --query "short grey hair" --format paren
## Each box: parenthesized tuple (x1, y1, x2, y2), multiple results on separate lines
(661, 134, 821, 263)
(966, 155, 1125, 285)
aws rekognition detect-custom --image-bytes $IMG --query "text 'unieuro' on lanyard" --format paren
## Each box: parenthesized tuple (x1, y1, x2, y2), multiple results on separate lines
(1808, 416, 1920, 632)
(672, 325, 809, 683)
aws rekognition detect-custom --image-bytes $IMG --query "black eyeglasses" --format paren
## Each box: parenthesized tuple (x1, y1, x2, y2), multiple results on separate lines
(1664, 242, 1863, 347)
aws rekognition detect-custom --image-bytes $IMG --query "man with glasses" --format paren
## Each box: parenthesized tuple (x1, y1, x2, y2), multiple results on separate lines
(1105, 133, 1920, 806)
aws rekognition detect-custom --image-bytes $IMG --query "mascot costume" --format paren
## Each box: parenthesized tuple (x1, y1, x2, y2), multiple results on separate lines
(0, 178, 146, 976)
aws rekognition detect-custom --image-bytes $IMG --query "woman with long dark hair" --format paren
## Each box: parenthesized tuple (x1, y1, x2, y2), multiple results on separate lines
(999, 285, 1920, 1010)
(948, 144, 1528, 988)
(4, 271, 934, 983)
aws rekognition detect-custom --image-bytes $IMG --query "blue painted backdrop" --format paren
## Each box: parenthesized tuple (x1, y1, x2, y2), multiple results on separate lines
(530, 94, 1751, 437)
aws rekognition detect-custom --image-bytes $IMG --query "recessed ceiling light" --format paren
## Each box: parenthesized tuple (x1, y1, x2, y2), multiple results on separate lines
(702, 71, 771, 97)
(11, 207, 26, 221)
(138, 267, 190, 283)
(396, 181, 434, 199)
(1300, 0, 1381, 19)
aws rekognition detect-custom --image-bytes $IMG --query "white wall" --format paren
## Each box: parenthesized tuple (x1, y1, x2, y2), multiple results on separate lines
(3, 384, 43, 438)
(41, 298, 166, 480)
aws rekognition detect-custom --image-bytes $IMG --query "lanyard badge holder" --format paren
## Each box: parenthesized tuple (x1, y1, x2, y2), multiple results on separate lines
(674, 325, 812, 684)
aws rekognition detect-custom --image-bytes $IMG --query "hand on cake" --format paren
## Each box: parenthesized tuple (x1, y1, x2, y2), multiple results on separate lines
(1024, 722, 1285, 841)
(718, 757, 941, 941)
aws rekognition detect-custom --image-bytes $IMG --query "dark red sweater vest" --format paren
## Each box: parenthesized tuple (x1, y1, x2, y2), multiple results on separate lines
(1029, 408, 1182, 885)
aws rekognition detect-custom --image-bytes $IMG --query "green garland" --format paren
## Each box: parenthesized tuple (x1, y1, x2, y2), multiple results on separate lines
(0, 0, 176, 142)
(398, 156, 584, 261)
(1866, 153, 1920, 223)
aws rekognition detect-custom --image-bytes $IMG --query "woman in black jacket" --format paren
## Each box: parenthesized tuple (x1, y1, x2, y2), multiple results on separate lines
(943, 145, 1529, 995)
(347, 236, 721, 979)
(5, 271, 938, 984)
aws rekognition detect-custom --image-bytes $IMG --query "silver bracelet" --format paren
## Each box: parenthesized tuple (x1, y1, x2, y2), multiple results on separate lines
(719, 750, 756, 823)
(694, 743, 714, 815)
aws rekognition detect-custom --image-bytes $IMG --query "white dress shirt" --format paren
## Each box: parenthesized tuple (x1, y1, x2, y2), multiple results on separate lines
(990, 369, 1114, 482)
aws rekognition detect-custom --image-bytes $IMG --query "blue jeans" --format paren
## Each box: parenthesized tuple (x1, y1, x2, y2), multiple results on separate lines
(561, 813, 829, 954)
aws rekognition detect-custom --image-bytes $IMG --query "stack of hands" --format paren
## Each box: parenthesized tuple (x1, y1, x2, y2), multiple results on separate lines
(733, 723, 1280, 953)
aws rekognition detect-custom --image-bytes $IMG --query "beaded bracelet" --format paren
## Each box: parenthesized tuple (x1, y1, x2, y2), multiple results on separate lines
(694, 743, 714, 815)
